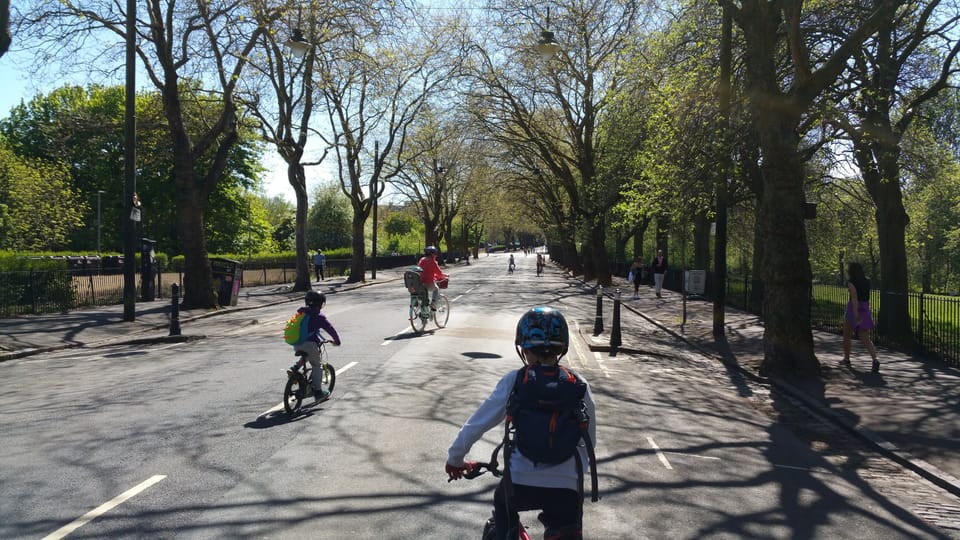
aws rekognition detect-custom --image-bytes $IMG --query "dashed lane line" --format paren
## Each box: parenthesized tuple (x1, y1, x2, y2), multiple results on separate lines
(42, 475, 166, 540)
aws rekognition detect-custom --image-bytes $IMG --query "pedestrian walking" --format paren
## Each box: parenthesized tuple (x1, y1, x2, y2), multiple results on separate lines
(841, 262, 880, 373)
(628, 256, 644, 299)
(313, 249, 326, 281)
(651, 249, 667, 298)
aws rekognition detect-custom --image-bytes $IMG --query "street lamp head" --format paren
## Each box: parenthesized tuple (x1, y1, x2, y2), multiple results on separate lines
(535, 29, 561, 61)
(285, 28, 310, 58)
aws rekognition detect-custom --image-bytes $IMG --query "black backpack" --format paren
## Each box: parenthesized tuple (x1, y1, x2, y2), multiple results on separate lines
(501, 364, 599, 502)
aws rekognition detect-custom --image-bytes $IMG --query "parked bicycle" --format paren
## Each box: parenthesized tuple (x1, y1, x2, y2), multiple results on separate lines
(283, 336, 336, 415)
(408, 278, 450, 334)
(457, 461, 532, 540)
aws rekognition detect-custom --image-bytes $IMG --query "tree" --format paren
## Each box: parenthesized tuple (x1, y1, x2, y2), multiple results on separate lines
(465, 0, 643, 285)
(0, 85, 267, 256)
(828, 0, 960, 346)
(0, 139, 86, 250)
(16, 0, 279, 307)
(243, 1, 367, 291)
(315, 7, 467, 282)
(307, 182, 352, 250)
(718, 0, 898, 377)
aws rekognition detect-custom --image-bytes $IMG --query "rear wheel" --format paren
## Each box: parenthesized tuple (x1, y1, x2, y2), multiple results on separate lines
(409, 296, 427, 334)
(433, 294, 450, 328)
(283, 372, 307, 415)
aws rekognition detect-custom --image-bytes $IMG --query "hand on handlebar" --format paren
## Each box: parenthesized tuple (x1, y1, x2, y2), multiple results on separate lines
(445, 461, 476, 481)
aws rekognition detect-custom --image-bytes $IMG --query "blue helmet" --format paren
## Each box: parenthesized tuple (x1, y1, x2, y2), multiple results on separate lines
(515, 306, 569, 358)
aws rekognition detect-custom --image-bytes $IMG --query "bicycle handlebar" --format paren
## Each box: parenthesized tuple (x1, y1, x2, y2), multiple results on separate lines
(463, 461, 501, 480)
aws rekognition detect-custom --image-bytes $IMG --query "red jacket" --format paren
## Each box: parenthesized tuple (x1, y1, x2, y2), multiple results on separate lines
(417, 256, 446, 285)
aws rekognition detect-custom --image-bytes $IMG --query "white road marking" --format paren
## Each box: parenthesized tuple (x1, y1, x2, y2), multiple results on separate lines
(592, 352, 611, 378)
(452, 294, 464, 302)
(382, 327, 410, 346)
(42, 475, 166, 540)
(663, 452, 721, 460)
(647, 437, 674, 470)
(339, 361, 357, 374)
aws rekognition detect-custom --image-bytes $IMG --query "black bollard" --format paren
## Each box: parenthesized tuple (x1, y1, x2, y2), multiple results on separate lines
(593, 286, 604, 335)
(169, 283, 182, 336)
(611, 288, 622, 350)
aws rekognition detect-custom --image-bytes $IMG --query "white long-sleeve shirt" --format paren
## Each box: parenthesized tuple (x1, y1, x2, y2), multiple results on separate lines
(447, 366, 597, 491)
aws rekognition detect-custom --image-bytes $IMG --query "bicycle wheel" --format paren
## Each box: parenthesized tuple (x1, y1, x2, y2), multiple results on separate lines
(409, 296, 427, 334)
(433, 294, 450, 328)
(283, 371, 307, 415)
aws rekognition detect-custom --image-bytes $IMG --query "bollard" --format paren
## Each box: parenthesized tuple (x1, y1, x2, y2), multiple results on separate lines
(611, 288, 622, 350)
(593, 285, 604, 335)
(169, 283, 182, 336)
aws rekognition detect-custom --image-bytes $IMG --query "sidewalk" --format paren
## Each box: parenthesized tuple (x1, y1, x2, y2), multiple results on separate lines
(0, 271, 401, 361)
(579, 274, 960, 500)
(2, 263, 959, 502)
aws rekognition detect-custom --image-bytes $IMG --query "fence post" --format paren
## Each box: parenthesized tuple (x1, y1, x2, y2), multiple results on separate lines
(169, 283, 182, 336)
(611, 288, 622, 350)
(918, 292, 925, 355)
(594, 285, 604, 335)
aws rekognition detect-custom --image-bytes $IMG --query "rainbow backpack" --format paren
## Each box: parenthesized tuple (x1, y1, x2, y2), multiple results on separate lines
(283, 311, 311, 345)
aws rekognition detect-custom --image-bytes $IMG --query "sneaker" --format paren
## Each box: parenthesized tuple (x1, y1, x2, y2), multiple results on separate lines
(314, 388, 330, 401)
(839, 358, 851, 367)
(872, 360, 880, 373)
(430, 304, 437, 311)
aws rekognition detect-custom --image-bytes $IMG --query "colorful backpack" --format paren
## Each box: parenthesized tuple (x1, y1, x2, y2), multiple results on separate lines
(503, 364, 599, 502)
(283, 310, 311, 345)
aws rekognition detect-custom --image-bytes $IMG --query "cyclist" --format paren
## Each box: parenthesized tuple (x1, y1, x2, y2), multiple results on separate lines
(445, 307, 597, 540)
(417, 246, 448, 310)
(290, 291, 341, 400)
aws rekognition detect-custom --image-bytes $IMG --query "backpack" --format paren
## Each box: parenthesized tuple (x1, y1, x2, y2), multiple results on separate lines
(403, 266, 424, 294)
(283, 310, 311, 345)
(502, 364, 599, 502)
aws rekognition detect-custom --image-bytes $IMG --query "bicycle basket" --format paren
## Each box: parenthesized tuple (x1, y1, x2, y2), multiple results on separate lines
(438, 278, 449, 289)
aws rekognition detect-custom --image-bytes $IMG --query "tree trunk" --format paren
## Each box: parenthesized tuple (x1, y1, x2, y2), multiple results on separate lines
(755, 113, 817, 377)
(348, 211, 367, 283)
(290, 161, 311, 291)
(861, 145, 913, 346)
(176, 173, 217, 309)
(588, 221, 611, 286)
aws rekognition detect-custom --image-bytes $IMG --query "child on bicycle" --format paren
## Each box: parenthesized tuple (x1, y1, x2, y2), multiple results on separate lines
(291, 291, 341, 400)
(417, 246, 448, 310)
(445, 307, 597, 540)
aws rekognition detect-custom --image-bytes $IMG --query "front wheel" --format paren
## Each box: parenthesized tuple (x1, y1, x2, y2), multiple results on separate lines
(433, 294, 450, 328)
(410, 296, 427, 334)
(283, 371, 307, 415)
(312, 363, 336, 396)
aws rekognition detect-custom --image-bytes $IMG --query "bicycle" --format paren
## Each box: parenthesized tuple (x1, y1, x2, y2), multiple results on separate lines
(409, 278, 450, 334)
(283, 336, 337, 415)
(458, 461, 532, 540)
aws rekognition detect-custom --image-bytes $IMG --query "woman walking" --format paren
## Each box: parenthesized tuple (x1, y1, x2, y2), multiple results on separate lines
(842, 262, 880, 373)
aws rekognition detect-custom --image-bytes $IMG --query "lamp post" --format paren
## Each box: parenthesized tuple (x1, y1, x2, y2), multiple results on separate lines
(96, 190, 105, 256)
(535, 7, 561, 61)
(122, 0, 137, 321)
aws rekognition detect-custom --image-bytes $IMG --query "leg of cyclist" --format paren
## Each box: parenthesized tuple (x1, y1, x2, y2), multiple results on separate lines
(427, 282, 440, 310)
(492, 482, 582, 540)
(293, 341, 327, 400)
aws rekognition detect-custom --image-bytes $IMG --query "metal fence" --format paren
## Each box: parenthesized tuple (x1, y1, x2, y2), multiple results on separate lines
(717, 273, 960, 368)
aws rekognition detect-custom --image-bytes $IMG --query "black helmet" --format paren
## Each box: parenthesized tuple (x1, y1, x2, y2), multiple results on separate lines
(515, 306, 569, 359)
(425, 246, 439, 255)
(305, 290, 326, 309)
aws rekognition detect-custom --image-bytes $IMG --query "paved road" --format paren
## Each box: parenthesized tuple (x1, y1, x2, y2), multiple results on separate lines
(1, 254, 959, 538)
